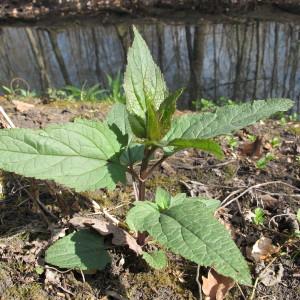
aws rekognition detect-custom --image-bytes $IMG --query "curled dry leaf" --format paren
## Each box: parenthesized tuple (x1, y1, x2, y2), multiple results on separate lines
(251, 237, 279, 262)
(202, 269, 235, 300)
(239, 136, 263, 158)
(69, 216, 143, 255)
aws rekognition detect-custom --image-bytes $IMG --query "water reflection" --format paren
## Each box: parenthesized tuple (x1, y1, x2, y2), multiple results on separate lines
(0, 20, 299, 110)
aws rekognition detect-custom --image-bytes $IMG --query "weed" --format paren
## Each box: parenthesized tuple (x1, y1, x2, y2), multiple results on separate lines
(106, 71, 125, 104)
(256, 153, 275, 169)
(252, 208, 265, 225)
(0, 26, 294, 286)
(63, 82, 106, 102)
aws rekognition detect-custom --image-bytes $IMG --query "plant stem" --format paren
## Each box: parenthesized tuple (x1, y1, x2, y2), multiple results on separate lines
(138, 146, 156, 201)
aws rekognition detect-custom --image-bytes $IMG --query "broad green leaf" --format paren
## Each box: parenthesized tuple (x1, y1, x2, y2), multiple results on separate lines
(158, 89, 183, 134)
(164, 99, 294, 142)
(124, 26, 168, 120)
(155, 187, 171, 210)
(120, 143, 145, 166)
(168, 138, 224, 159)
(106, 103, 132, 145)
(126, 196, 251, 285)
(45, 230, 111, 270)
(142, 250, 168, 270)
(145, 97, 161, 141)
(170, 193, 220, 211)
(128, 114, 146, 138)
(0, 120, 126, 192)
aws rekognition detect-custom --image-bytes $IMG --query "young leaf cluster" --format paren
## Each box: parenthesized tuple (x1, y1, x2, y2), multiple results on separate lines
(0, 26, 294, 286)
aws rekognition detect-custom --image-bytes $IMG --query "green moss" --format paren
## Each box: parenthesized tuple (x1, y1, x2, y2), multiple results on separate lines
(2, 283, 47, 300)
(128, 270, 192, 299)
(147, 174, 183, 196)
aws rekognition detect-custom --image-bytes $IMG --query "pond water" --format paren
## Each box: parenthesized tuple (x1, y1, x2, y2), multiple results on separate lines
(0, 18, 300, 111)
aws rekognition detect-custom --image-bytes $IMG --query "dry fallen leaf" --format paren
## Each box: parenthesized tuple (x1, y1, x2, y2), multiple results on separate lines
(70, 216, 143, 255)
(202, 269, 235, 300)
(239, 136, 263, 158)
(12, 100, 35, 112)
(260, 263, 284, 287)
(251, 237, 279, 262)
(260, 194, 279, 209)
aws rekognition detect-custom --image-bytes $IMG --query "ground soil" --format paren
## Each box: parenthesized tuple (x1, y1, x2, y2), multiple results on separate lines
(0, 97, 299, 300)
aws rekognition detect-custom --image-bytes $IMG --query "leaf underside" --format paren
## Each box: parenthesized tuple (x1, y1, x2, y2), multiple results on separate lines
(127, 198, 251, 285)
(45, 230, 111, 270)
(164, 99, 294, 142)
(0, 119, 125, 192)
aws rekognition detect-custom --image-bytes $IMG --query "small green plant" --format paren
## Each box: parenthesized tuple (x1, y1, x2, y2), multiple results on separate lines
(193, 98, 218, 111)
(106, 71, 126, 104)
(270, 136, 281, 148)
(0, 26, 294, 286)
(296, 156, 300, 163)
(64, 82, 106, 102)
(46, 87, 69, 101)
(252, 208, 265, 225)
(226, 135, 239, 150)
(247, 134, 256, 142)
(256, 153, 275, 169)
(1, 85, 37, 99)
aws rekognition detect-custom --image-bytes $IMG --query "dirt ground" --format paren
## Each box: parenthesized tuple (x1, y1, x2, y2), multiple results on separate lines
(0, 97, 299, 300)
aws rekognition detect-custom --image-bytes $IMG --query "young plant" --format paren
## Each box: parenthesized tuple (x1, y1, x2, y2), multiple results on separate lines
(256, 153, 275, 169)
(64, 82, 106, 102)
(0, 26, 294, 286)
(252, 208, 265, 225)
(226, 135, 239, 150)
(106, 71, 126, 104)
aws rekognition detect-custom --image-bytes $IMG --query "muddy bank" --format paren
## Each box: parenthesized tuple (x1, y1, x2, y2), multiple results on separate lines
(0, 0, 299, 21)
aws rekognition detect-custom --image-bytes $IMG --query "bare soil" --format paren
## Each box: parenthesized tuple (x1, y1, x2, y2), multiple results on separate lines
(0, 97, 299, 300)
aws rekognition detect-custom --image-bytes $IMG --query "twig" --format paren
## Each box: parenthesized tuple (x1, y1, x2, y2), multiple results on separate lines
(45, 265, 72, 274)
(103, 208, 120, 226)
(144, 155, 168, 179)
(196, 265, 202, 300)
(80, 269, 85, 283)
(221, 181, 300, 208)
(268, 213, 296, 228)
(236, 282, 246, 300)
(58, 285, 75, 296)
(0, 106, 15, 128)
(250, 256, 278, 300)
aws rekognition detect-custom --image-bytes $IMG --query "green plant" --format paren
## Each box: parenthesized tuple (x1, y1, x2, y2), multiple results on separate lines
(226, 135, 239, 150)
(0, 26, 294, 285)
(256, 153, 275, 169)
(270, 136, 281, 148)
(46, 87, 69, 101)
(106, 71, 126, 104)
(64, 82, 106, 102)
(252, 208, 265, 225)
(247, 134, 256, 142)
(1, 85, 37, 99)
(193, 98, 218, 111)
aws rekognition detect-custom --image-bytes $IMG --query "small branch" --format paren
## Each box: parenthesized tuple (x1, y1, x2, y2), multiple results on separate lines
(196, 265, 202, 300)
(143, 155, 169, 179)
(0, 106, 15, 128)
(268, 213, 296, 228)
(127, 166, 140, 181)
(221, 181, 300, 209)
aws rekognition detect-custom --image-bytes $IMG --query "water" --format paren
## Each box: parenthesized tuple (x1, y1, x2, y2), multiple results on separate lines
(0, 18, 300, 110)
